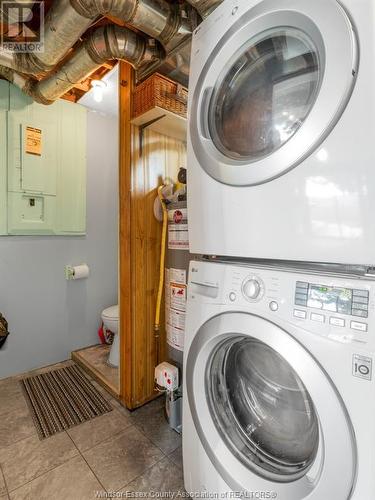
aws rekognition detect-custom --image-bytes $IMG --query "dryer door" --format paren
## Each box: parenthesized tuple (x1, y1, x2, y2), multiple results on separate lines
(186, 313, 356, 499)
(190, 0, 358, 186)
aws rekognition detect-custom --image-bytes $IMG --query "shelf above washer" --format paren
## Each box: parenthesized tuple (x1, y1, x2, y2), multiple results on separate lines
(131, 106, 187, 142)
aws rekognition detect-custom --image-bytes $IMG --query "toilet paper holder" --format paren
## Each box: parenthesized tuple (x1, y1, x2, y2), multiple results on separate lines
(65, 264, 90, 280)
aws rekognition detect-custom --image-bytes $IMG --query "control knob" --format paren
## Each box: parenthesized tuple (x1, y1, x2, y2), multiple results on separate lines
(242, 278, 263, 301)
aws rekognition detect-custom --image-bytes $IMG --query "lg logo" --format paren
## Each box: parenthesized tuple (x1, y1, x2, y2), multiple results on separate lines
(353, 354, 372, 381)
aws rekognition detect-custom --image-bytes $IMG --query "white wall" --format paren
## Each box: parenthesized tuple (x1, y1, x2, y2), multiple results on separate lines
(0, 110, 118, 379)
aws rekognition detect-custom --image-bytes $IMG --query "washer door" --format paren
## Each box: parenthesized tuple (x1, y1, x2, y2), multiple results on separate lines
(190, 0, 358, 186)
(186, 313, 356, 499)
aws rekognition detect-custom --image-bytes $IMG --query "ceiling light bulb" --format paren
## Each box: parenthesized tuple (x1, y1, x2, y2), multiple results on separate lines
(91, 79, 107, 103)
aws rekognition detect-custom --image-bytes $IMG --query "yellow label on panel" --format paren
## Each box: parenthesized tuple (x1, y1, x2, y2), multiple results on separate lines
(25, 126, 42, 156)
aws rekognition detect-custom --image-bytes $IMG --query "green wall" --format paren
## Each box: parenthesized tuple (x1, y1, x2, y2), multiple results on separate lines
(0, 82, 87, 235)
(0, 80, 9, 235)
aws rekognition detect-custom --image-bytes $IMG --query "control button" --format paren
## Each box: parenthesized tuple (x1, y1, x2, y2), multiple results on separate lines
(269, 301, 279, 312)
(330, 317, 345, 327)
(311, 313, 325, 323)
(352, 302, 368, 311)
(296, 281, 309, 289)
(352, 309, 369, 318)
(352, 296, 369, 304)
(295, 298, 308, 306)
(351, 321, 368, 332)
(295, 293, 308, 301)
(294, 309, 307, 319)
(229, 292, 237, 302)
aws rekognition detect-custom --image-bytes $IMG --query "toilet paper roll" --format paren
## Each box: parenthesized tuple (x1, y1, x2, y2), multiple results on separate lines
(72, 264, 90, 280)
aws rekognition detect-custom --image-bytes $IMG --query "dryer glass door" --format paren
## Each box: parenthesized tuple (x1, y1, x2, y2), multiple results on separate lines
(207, 336, 319, 481)
(209, 28, 320, 162)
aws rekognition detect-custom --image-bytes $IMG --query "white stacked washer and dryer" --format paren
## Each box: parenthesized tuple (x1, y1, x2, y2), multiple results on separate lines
(183, 0, 375, 498)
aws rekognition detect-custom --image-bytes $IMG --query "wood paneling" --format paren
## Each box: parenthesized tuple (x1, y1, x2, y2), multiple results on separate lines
(119, 61, 187, 408)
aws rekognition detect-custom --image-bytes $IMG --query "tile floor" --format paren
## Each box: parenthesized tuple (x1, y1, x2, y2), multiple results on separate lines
(0, 361, 184, 500)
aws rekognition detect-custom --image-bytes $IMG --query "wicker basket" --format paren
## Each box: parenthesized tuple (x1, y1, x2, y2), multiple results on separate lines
(133, 73, 188, 119)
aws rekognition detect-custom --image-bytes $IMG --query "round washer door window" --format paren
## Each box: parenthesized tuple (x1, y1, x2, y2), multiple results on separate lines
(209, 28, 320, 162)
(207, 336, 319, 481)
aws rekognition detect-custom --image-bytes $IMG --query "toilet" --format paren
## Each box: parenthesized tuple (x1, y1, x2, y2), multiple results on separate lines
(101, 305, 119, 367)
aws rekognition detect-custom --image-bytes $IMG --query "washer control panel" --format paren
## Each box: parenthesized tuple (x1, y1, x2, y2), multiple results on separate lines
(294, 281, 369, 335)
(295, 281, 369, 318)
(188, 260, 375, 347)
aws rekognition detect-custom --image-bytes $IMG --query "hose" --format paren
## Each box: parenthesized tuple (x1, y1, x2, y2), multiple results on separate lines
(154, 185, 168, 365)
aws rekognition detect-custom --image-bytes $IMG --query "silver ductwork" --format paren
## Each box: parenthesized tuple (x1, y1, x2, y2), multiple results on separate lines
(72, 0, 192, 51)
(141, 0, 223, 85)
(0, 0, 96, 74)
(185, 0, 223, 19)
(142, 37, 191, 87)
(0, 49, 14, 69)
(1, 0, 191, 74)
(28, 24, 163, 103)
(0, 0, 221, 104)
(20, 0, 97, 73)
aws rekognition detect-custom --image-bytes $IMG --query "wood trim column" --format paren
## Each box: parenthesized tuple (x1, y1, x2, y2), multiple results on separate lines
(119, 63, 168, 409)
(119, 62, 134, 408)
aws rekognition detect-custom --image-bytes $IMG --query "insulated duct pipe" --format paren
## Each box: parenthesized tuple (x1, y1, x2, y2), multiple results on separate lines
(0, 0, 96, 73)
(71, 0, 192, 51)
(27, 24, 163, 103)
(184, 0, 223, 19)
(142, 0, 223, 84)
(0, 0, 192, 76)
(18, 0, 98, 74)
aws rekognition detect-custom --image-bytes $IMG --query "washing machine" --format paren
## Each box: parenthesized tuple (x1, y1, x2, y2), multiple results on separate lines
(187, 0, 375, 265)
(183, 259, 375, 499)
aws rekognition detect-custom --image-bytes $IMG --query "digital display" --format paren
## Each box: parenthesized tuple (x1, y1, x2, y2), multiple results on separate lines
(307, 285, 353, 315)
(295, 281, 369, 318)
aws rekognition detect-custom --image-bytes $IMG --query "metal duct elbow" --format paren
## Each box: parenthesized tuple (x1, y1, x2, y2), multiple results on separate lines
(86, 24, 159, 63)
(29, 24, 163, 104)
(4, 0, 192, 77)
(73, 0, 192, 50)
(185, 0, 223, 18)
